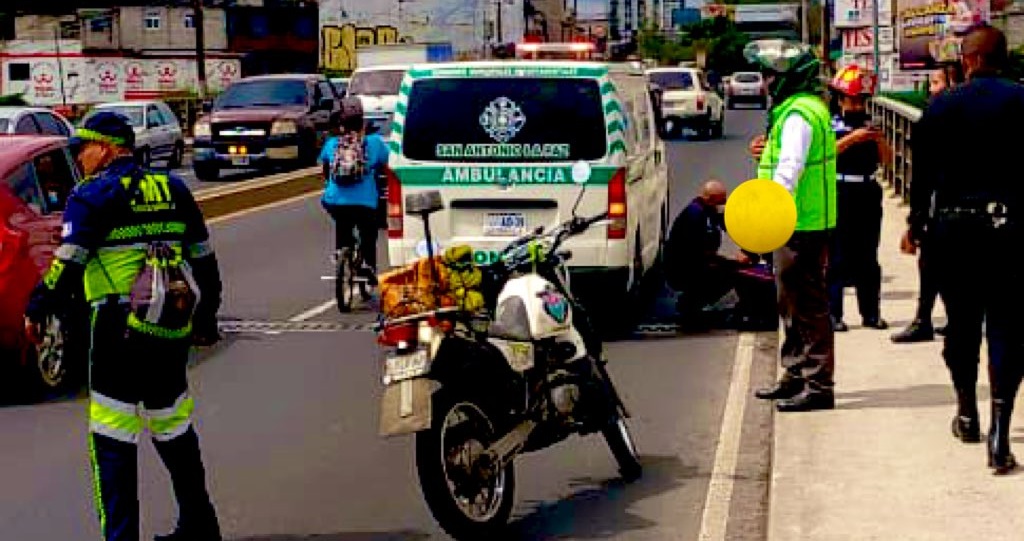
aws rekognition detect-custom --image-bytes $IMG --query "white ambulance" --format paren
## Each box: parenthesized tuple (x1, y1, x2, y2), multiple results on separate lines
(384, 60, 669, 330)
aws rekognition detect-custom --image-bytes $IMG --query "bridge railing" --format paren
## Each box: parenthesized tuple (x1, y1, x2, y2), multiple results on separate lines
(869, 96, 923, 204)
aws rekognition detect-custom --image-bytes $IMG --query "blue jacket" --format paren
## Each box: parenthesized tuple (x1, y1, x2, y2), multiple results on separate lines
(319, 132, 390, 209)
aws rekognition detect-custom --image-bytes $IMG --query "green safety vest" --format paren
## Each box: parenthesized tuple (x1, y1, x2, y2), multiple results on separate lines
(757, 93, 837, 232)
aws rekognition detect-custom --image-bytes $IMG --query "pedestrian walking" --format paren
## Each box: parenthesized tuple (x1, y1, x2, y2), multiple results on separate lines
(907, 24, 1024, 473)
(24, 111, 224, 539)
(826, 64, 892, 332)
(892, 63, 963, 343)
(745, 39, 839, 412)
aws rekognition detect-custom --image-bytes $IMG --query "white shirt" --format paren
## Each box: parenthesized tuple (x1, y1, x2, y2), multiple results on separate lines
(772, 114, 813, 194)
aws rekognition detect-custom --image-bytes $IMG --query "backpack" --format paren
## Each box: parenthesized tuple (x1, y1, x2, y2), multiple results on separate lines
(127, 241, 201, 336)
(330, 133, 367, 186)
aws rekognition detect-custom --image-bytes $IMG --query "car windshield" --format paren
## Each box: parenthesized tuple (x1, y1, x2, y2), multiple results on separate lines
(91, 106, 144, 127)
(733, 73, 761, 83)
(649, 71, 695, 90)
(215, 80, 308, 109)
(348, 70, 405, 96)
(403, 77, 606, 163)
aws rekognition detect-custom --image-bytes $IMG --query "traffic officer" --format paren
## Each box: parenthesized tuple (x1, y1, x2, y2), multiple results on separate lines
(826, 64, 892, 332)
(745, 39, 839, 412)
(24, 111, 224, 539)
(907, 24, 1024, 474)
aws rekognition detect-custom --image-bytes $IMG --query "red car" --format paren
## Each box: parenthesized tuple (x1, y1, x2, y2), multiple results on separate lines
(0, 136, 88, 397)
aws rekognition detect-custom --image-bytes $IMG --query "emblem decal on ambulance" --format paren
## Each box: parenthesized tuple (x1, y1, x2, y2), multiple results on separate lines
(480, 97, 526, 143)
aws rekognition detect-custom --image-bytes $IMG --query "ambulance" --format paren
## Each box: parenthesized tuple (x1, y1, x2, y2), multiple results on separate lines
(384, 57, 669, 330)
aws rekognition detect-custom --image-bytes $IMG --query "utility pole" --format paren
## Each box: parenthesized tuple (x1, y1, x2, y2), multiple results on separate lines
(822, 0, 832, 76)
(496, 0, 503, 45)
(54, 26, 67, 107)
(871, 0, 880, 82)
(193, 0, 209, 101)
(801, 0, 809, 43)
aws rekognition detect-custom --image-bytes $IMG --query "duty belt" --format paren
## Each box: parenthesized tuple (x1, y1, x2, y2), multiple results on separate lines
(936, 201, 1012, 228)
(836, 174, 874, 183)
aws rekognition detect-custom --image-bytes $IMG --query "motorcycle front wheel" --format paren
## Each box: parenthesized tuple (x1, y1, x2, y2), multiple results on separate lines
(602, 415, 643, 482)
(416, 391, 516, 540)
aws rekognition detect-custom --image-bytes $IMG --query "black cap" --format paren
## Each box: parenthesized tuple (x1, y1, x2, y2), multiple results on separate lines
(71, 110, 136, 151)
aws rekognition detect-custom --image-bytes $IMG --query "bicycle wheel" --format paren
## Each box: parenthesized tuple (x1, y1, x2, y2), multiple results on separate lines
(336, 247, 357, 313)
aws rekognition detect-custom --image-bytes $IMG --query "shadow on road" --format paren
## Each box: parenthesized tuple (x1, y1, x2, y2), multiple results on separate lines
(228, 532, 430, 541)
(505, 455, 694, 540)
(834, 383, 987, 410)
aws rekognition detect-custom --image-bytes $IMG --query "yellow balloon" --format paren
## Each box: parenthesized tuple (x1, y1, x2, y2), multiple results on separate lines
(724, 178, 797, 254)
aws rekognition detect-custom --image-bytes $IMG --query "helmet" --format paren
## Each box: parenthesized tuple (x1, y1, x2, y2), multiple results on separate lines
(830, 64, 877, 97)
(743, 39, 822, 102)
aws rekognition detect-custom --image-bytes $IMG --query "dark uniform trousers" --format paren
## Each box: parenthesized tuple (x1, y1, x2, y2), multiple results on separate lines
(827, 178, 884, 321)
(776, 230, 835, 390)
(932, 215, 1024, 405)
(89, 300, 218, 541)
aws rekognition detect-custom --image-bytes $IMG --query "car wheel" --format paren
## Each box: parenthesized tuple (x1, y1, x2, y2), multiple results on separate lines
(168, 141, 185, 169)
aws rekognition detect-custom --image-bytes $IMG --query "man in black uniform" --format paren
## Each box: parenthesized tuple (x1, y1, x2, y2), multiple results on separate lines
(666, 180, 776, 329)
(907, 24, 1024, 474)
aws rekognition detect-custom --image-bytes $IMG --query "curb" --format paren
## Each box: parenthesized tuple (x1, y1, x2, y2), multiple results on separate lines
(194, 166, 322, 220)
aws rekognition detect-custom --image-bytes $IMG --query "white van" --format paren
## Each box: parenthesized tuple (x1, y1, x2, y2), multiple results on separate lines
(384, 61, 669, 328)
(348, 64, 411, 135)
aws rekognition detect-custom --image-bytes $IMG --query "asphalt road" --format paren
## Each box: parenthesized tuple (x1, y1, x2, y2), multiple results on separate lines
(0, 109, 776, 541)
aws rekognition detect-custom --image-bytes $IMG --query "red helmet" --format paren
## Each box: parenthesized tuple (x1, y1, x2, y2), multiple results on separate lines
(830, 64, 877, 97)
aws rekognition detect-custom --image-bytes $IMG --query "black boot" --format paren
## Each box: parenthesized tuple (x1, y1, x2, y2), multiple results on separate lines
(988, 399, 1017, 475)
(776, 387, 835, 412)
(153, 428, 222, 541)
(755, 378, 804, 400)
(891, 320, 934, 343)
(951, 386, 981, 443)
(831, 316, 848, 332)
(861, 317, 889, 330)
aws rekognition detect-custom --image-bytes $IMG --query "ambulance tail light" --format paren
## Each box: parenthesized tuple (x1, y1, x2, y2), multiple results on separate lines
(387, 167, 403, 239)
(607, 168, 627, 240)
(696, 96, 705, 110)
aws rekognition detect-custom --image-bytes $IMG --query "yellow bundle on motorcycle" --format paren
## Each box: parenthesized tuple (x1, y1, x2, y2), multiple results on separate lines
(443, 244, 474, 266)
(448, 267, 482, 290)
(459, 290, 486, 313)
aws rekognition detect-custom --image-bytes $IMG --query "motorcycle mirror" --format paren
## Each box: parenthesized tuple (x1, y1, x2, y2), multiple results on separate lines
(570, 160, 591, 217)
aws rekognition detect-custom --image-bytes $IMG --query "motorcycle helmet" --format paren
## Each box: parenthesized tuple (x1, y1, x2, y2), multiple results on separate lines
(743, 39, 822, 103)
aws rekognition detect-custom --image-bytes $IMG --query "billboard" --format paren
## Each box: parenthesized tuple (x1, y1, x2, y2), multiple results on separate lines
(834, 0, 894, 27)
(896, 0, 989, 69)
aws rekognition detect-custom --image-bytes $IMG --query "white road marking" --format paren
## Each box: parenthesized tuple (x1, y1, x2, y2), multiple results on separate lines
(321, 275, 337, 281)
(288, 300, 338, 322)
(697, 331, 756, 541)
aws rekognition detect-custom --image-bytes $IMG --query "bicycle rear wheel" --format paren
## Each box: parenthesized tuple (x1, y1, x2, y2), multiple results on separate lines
(336, 247, 357, 313)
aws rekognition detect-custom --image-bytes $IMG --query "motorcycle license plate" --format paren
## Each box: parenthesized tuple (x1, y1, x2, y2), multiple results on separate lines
(230, 155, 250, 166)
(484, 213, 526, 236)
(384, 349, 429, 384)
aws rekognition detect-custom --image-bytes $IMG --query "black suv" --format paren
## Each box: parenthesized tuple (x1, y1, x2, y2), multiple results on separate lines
(192, 74, 341, 181)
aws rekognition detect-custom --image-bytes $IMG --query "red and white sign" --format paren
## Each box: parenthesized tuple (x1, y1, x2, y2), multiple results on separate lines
(30, 62, 58, 100)
(841, 26, 895, 54)
(125, 61, 145, 91)
(155, 60, 179, 89)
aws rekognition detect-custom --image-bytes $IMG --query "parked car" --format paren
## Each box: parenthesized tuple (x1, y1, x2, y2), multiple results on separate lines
(0, 136, 88, 397)
(646, 67, 726, 139)
(0, 107, 75, 137)
(725, 71, 768, 109)
(84, 101, 186, 168)
(192, 74, 342, 181)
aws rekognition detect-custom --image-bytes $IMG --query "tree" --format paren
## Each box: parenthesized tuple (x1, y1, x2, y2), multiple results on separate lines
(678, 17, 751, 73)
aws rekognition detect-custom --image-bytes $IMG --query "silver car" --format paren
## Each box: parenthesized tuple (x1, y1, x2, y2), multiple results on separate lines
(85, 101, 185, 168)
(0, 107, 75, 137)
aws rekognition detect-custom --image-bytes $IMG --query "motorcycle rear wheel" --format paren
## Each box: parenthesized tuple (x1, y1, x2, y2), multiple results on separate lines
(416, 391, 516, 540)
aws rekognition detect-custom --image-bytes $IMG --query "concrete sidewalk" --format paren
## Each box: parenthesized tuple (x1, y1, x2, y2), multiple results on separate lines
(767, 188, 1024, 541)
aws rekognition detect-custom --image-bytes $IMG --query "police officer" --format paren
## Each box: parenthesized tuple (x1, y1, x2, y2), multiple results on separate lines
(908, 25, 1024, 474)
(24, 111, 224, 539)
(745, 39, 839, 412)
(826, 65, 891, 332)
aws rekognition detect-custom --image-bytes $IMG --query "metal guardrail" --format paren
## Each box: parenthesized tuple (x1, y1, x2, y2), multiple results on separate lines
(870, 96, 923, 204)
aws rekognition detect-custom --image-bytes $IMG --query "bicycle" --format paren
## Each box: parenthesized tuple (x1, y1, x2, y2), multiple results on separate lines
(334, 226, 376, 313)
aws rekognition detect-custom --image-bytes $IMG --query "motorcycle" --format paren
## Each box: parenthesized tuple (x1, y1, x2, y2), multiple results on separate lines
(375, 164, 642, 539)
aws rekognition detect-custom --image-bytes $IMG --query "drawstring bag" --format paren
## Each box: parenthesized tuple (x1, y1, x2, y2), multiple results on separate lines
(128, 242, 201, 336)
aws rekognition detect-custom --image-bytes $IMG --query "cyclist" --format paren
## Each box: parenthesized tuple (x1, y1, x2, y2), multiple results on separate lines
(319, 97, 390, 285)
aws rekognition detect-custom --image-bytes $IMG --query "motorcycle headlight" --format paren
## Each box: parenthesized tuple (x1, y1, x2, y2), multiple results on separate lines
(193, 120, 211, 138)
(270, 120, 298, 135)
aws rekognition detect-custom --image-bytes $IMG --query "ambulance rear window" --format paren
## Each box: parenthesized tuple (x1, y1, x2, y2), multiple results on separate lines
(402, 78, 607, 162)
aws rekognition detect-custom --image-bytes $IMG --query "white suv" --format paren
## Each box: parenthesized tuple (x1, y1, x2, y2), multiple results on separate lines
(646, 67, 725, 139)
(725, 71, 768, 109)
